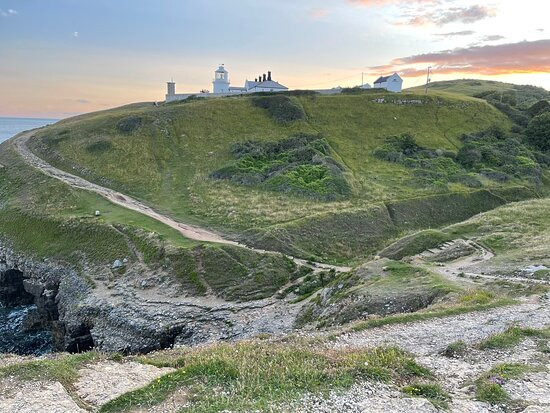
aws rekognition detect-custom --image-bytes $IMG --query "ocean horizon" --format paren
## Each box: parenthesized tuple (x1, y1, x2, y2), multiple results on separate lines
(0, 117, 59, 144)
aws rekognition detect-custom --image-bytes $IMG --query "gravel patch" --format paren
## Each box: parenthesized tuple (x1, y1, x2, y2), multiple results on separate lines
(73, 361, 174, 407)
(333, 300, 550, 356)
(0, 379, 86, 413)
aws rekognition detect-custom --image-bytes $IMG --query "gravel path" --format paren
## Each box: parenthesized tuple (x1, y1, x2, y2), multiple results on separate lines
(12, 131, 350, 273)
(333, 298, 549, 355)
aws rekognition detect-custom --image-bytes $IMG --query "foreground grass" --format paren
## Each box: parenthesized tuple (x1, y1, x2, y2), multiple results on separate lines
(99, 342, 434, 413)
(402, 382, 451, 409)
(0, 352, 102, 387)
(475, 363, 535, 405)
(478, 326, 550, 350)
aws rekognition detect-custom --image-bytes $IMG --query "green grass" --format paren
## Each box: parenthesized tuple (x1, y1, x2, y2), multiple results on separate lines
(296, 260, 462, 327)
(406, 79, 550, 109)
(25, 92, 512, 252)
(441, 340, 468, 358)
(475, 363, 534, 405)
(402, 382, 451, 409)
(444, 197, 550, 272)
(0, 351, 102, 387)
(99, 342, 433, 413)
(478, 326, 550, 350)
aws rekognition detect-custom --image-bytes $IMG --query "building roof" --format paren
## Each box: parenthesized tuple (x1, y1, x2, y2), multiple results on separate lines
(374, 75, 390, 84)
(374, 73, 402, 84)
(248, 80, 288, 90)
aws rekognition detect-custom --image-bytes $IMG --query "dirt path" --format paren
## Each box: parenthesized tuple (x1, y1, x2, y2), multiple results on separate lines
(12, 131, 351, 273)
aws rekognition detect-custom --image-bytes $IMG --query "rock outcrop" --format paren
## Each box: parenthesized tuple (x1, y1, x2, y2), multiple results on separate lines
(0, 242, 302, 354)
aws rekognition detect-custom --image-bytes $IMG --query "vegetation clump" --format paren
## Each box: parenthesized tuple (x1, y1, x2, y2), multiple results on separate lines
(475, 363, 532, 405)
(116, 116, 143, 133)
(478, 326, 549, 350)
(251, 95, 306, 123)
(86, 140, 113, 153)
(402, 382, 451, 409)
(212, 133, 351, 199)
(374, 130, 547, 188)
(441, 340, 468, 358)
(525, 112, 550, 151)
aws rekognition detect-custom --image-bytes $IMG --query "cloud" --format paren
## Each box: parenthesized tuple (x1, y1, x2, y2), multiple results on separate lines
(368, 39, 550, 77)
(73, 31, 79, 37)
(396, 5, 497, 27)
(537, 28, 545, 32)
(348, 0, 437, 6)
(481, 35, 505, 42)
(435, 30, 475, 38)
(0, 8, 17, 17)
(310, 8, 329, 19)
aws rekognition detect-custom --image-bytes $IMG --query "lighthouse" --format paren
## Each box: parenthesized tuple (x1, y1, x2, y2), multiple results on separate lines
(212, 65, 230, 94)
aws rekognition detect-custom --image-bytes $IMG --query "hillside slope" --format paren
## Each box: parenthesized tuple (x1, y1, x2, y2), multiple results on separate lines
(406, 79, 550, 108)
(25, 91, 528, 263)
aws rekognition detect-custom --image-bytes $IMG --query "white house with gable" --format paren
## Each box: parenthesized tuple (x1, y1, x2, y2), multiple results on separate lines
(166, 65, 288, 102)
(373, 73, 403, 92)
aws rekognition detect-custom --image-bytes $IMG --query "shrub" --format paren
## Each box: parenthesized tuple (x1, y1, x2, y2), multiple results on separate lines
(116, 116, 143, 133)
(86, 140, 113, 153)
(212, 134, 351, 199)
(251, 95, 305, 123)
(441, 340, 468, 358)
(525, 112, 550, 151)
(527, 100, 550, 117)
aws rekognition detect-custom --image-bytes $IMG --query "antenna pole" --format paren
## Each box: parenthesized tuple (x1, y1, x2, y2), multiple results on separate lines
(425, 66, 431, 95)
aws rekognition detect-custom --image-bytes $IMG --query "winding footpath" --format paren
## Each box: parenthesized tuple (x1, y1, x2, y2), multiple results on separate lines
(13, 131, 351, 273)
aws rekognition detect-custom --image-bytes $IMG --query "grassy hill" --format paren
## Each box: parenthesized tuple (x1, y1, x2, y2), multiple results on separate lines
(21, 90, 536, 263)
(406, 79, 550, 109)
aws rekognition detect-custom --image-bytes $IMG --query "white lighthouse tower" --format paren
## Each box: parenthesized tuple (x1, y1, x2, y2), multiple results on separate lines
(212, 65, 230, 94)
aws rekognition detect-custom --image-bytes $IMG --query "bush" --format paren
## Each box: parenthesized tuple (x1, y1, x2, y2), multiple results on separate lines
(251, 95, 305, 124)
(116, 116, 143, 133)
(525, 112, 550, 151)
(212, 134, 351, 199)
(86, 140, 113, 153)
(527, 100, 550, 117)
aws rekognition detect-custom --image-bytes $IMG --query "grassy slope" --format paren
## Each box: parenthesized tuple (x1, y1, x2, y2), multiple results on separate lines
(0, 140, 301, 300)
(29, 92, 511, 233)
(406, 79, 550, 108)
(23, 91, 533, 263)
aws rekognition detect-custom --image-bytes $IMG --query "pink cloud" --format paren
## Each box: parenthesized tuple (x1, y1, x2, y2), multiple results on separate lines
(396, 5, 497, 27)
(368, 39, 550, 77)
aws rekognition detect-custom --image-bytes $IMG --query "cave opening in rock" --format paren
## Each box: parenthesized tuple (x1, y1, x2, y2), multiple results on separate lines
(66, 324, 95, 353)
(0, 269, 34, 307)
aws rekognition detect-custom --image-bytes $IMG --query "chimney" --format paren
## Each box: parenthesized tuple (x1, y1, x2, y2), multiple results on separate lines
(255, 78, 257, 82)
(263, 73, 266, 82)
(268, 71, 272, 81)
(259, 75, 262, 83)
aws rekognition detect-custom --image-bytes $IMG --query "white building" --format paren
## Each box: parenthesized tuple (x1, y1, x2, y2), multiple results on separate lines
(373, 73, 403, 92)
(166, 65, 288, 102)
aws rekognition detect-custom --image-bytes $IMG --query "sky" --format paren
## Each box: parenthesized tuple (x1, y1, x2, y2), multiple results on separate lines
(0, 0, 549, 118)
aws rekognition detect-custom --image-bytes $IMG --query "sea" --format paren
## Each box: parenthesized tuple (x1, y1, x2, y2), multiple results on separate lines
(0, 117, 59, 144)
(0, 116, 58, 355)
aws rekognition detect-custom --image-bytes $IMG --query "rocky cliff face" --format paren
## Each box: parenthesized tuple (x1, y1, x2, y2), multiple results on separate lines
(0, 243, 302, 354)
